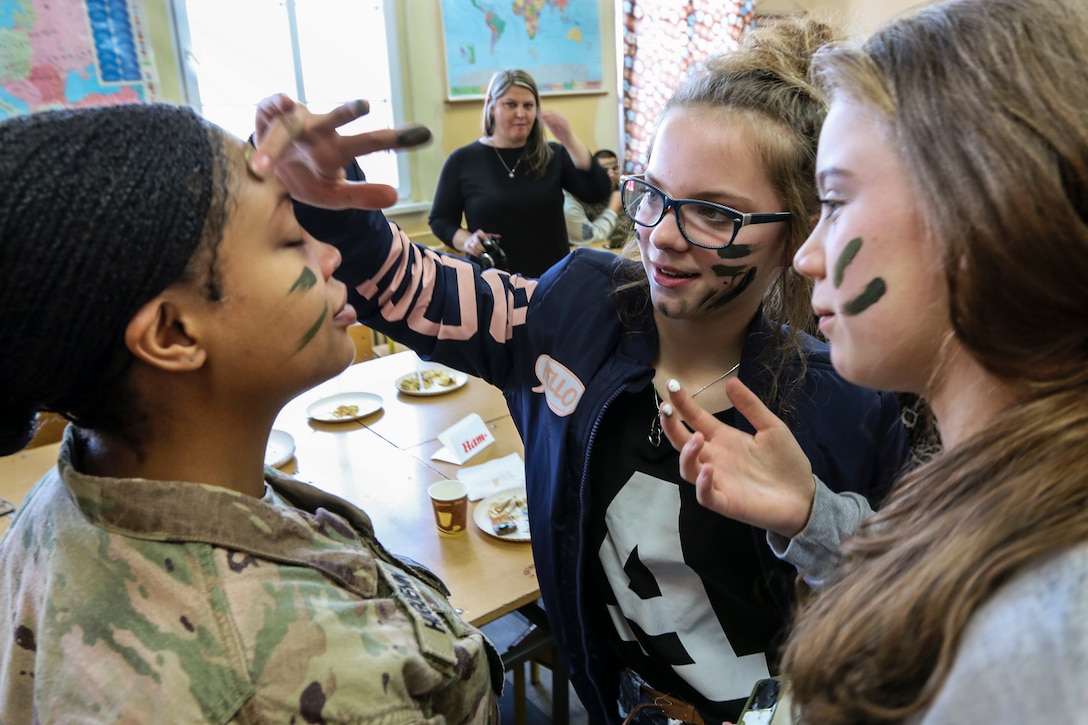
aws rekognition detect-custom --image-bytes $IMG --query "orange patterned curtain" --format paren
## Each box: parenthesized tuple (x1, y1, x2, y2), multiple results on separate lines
(621, 0, 756, 174)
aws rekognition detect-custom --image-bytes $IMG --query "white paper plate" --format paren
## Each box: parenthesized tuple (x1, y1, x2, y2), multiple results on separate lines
(395, 369, 468, 397)
(306, 392, 383, 422)
(473, 486, 530, 542)
(264, 429, 296, 467)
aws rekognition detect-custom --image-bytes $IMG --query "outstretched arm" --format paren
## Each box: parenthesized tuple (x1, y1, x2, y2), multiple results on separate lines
(249, 94, 432, 210)
(658, 377, 817, 538)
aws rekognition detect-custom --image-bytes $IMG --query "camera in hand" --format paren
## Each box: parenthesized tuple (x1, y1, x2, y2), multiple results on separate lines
(471, 235, 509, 271)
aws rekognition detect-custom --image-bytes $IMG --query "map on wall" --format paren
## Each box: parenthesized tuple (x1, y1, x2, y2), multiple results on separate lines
(440, 0, 603, 100)
(0, 0, 160, 119)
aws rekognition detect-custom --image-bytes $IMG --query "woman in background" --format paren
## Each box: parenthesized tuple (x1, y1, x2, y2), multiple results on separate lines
(428, 68, 611, 276)
(0, 103, 500, 722)
(661, 0, 1088, 720)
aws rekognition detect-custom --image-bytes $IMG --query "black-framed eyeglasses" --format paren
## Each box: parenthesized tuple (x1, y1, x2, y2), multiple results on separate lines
(620, 175, 791, 249)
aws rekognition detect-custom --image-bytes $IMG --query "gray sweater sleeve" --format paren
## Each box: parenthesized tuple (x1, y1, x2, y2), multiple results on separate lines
(563, 190, 617, 245)
(767, 480, 1088, 722)
(766, 476, 873, 587)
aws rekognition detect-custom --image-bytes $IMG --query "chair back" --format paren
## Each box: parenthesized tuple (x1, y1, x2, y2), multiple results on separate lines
(348, 324, 377, 364)
(28, 412, 68, 448)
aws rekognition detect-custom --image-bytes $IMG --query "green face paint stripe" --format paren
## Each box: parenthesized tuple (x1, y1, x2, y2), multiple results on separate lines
(834, 237, 863, 289)
(289, 267, 317, 295)
(295, 305, 328, 353)
(716, 244, 752, 260)
(710, 264, 749, 279)
(843, 277, 887, 316)
(705, 268, 757, 312)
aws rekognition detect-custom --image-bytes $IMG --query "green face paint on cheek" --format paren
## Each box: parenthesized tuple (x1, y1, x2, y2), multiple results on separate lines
(710, 263, 749, 279)
(834, 237, 863, 288)
(843, 277, 887, 316)
(295, 304, 328, 353)
(703, 267, 757, 312)
(716, 244, 751, 260)
(289, 267, 317, 295)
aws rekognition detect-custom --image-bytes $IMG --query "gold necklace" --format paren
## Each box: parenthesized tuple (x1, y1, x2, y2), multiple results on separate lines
(492, 144, 524, 178)
(648, 361, 740, 447)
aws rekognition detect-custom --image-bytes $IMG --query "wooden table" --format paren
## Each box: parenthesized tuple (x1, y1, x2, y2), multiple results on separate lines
(277, 351, 510, 450)
(1, 352, 536, 626)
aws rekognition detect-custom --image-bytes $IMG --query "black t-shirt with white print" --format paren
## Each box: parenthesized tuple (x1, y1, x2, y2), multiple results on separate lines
(586, 381, 784, 723)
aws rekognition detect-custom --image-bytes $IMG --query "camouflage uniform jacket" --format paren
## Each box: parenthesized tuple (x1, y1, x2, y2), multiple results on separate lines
(0, 434, 502, 724)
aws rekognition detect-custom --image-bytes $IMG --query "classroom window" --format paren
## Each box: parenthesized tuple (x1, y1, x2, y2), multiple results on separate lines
(621, 0, 754, 174)
(169, 0, 409, 197)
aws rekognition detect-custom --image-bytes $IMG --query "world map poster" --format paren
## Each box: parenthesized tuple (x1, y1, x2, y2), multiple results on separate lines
(440, 0, 603, 100)
(0, 0, 159, 119)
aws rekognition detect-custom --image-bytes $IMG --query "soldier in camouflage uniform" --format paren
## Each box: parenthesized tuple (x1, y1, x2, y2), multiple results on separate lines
(0, 103, 501, 723)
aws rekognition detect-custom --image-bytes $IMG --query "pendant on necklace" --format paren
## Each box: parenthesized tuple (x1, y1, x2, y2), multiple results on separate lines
(648, 418, 663, 447)
(648, 389, 663, 447)
(647, 360, 741, 447)
(493, 143, 522, 179)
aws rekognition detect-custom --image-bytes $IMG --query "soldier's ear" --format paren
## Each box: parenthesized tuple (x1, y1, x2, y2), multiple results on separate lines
(125, 293, 207, 372)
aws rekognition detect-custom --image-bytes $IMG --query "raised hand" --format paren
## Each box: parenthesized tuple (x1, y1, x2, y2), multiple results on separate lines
(539, 109, 593, 168)
(249, 94, 432, 210)
(540, 109, 575, 142)
(658, 377, 817, 538)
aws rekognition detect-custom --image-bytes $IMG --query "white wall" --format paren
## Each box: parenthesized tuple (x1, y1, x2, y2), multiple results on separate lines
(757, 0, 933, 34)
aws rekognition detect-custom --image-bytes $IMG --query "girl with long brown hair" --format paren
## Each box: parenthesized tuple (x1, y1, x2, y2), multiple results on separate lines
(661, 0, 1088, 721)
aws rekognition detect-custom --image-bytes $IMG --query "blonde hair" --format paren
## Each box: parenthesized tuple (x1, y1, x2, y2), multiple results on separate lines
(616, 14, 842, 418)
(482, 69, 553, 178)
(783, 1, 1088, 720)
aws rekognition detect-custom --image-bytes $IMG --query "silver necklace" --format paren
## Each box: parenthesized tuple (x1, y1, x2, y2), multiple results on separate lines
(492, 144, 524, 178)
(648, 361, 741, 446)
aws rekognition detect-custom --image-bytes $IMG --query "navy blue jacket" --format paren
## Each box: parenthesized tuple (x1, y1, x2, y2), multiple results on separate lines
(311, 210, 910, 725)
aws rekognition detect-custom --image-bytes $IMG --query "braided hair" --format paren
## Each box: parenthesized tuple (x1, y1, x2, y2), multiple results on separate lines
(0, 103, 231, 455)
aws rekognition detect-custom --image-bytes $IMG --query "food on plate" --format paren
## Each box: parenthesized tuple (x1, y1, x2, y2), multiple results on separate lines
(486, 491, 527, 532)
(399, 368, 457, 392)
(493, 519, 518, 536)
(332, 404, 360, 418)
